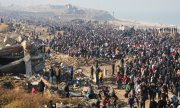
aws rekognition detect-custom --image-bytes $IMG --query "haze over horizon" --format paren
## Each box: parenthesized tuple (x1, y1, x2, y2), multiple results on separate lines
(0, 0, 180, 26)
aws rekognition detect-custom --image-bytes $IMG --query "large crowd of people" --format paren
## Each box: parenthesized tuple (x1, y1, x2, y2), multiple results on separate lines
(31, 21, 180, 108)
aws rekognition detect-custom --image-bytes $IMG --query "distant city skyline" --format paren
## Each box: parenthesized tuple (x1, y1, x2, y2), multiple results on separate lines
(0, 0, 180, 26)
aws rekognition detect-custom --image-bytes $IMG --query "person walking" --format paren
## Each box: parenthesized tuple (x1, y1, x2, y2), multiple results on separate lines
(96, 67, 100, 86)
(128, 95, 135, 108)
(99, 70, 103, 85)
(49, 67, 54, 85)
(103, 68, 107, 78)
(64, 83, 70, 98)
(137, 92, 146, 108)
(125, 82, 131, 98)
(95, 59, 99, 69)
(69, 66, 74, 80)
(32, 87, 36, 95)
(112, 63, 115, 76)
(117, 73, 122, 89)
(90, 66, 94, 79)
(116, 65, 120, 75)
(55, 66, 61, 87)
(39, 80, 45, 96)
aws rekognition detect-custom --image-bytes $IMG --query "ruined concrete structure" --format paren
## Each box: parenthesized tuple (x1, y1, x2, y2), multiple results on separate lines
(0, 39, 43, 76)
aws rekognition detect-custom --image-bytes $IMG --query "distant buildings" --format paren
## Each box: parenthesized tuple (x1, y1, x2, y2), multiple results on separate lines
(157, 26, 178, 34)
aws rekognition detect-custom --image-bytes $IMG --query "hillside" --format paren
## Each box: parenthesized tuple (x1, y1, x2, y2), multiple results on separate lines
(0, 4, 115, 21)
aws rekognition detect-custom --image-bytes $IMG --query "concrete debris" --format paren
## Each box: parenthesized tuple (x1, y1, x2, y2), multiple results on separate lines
(12, 76, 21, 80)
(5, 44, 11, 46)
(28, 75, 39, 81)
(34, 63, 45, 72)
(17, 35, 28, 43)
(21, 40, 31, 51)
(3, 36, 17, 45)
(31, 81, 39, 86)
(23, 54, 31, 62)
(0, 44, 23, 56)
(69, 92, 82, 97)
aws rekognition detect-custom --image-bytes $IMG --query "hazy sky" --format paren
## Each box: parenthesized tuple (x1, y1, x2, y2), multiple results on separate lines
(0, 0, 180, 25)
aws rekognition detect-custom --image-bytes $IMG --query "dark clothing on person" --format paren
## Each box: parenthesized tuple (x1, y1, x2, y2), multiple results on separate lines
(50, 68, 55, 77)
(112, 63, 115, 76)
(48, 100, 55, 108)
(64, 84, 70, 98)
(49, 68, 54, 84)
(91, 66, 94, 79)
(39, 80, 45, 92)
(149, 100, 158, 108)
(149, 84, 157, 100)
(128, 97, 134, 108)
(96, 68, 100, 85)
(158, 99, 166, 108)
(70, 67, 74, 80)
(141, 85, 148, 100)
(95, 60, 99, 69)
(38, 80, 45, 96)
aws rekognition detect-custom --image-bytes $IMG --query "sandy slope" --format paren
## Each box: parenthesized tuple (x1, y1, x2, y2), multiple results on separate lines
(0, 23, 8, 32)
